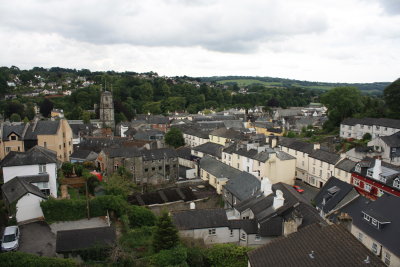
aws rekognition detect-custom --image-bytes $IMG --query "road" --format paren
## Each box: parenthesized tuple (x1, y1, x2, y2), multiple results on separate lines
(295, 179, 319, 204)
(19, 221, 56, 257)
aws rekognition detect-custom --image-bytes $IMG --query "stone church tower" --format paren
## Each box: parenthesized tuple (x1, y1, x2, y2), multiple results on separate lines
(99, 90, 115, 129)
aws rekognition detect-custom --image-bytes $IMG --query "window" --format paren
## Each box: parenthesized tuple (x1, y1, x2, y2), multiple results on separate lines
(355, 164, 361, 173)
(255, 235, 261, 241)
(242, 216, 249, 220)
(247, 166, 249, 172)
(152, 167, 155, 171)
(295, 151, 297, 156)
(39, 164, 47, 173)
(240, 233, 246, 241)
(394, 178, 400, 189)
(384, 252, 391, 266)
(372, 243, 378, 254)
(376, 126, 380, 130)
(114, 164, 119, 171)
(44, 142, 47, 148)
(363, 213, 371, 221)
(302, 161, 304, 167)
(59, 145, 61, 149)
(208, 228, 216, 236)
(5, 147, 10, 152)
(338, 169, 341, 176)
(159, 166, 162, 170)
(320, 161, 323, 167)
(364, 184, 372, 192)
(313, 159, 316, 165)
(358, 232, 363, 241)
(17, 146, 20, 151)
(145, 168, 148, 172)
(372, 218, 377, 226)
(10, 135, 16, 140)
(385, 127, 388, 131)
(313, 167, 315, 174)
(367, 170, 373, 177)
(237, 163, 239, 168)
(353, 179, 360, 187)
(230, 229, 234, 237)
(258, 161, 261, 166)
(319, 170, 322, 177)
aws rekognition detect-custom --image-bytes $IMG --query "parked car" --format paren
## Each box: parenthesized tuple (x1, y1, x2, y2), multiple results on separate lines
(293, 185, 305, 193)
(1, 226, 20, 251)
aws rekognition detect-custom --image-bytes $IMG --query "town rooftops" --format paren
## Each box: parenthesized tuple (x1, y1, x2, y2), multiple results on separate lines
(142, 148, 177, 161)
(1, 146, 57, 167)
(56, 226, 116, 254)
(102, 147, 142, 158)
(15, 174, 49, 183)
(70, 149, 98, 161)
(2, 177, 47, 204)
(381, 131, 400, 147)
(200, 155, 242, 179)
(24, 120, 61, 140)
(279, 138, 315, 154)
(310, 149, 341, 165)
(209, 128, 243, 140)
(176, 147, 192, 160)
(192, 142, 224, 158)
(247, 224, 384, 267)
(342, 117, 400, 129)
(223, 171, 261, 201)
(314, 176, 358, 215)
(172, 208, 229, 230)
(335, 158, 357, 172)
(340, 193, 400, 257)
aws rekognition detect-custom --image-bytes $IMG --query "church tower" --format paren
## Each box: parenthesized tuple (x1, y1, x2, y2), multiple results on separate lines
(99, 90, 115, 129)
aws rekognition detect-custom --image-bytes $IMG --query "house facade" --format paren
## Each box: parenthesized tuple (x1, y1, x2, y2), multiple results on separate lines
(0, 119, 73, 162)
(340, 118, 400, 140)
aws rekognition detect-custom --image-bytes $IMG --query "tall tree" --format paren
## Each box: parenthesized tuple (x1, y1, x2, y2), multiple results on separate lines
(152, 212, 179, 252)
(320, 86, 363, 128)
(383, 78, 400, 118)
(165, 128, 184, 148)
(40, 98, 54, 117)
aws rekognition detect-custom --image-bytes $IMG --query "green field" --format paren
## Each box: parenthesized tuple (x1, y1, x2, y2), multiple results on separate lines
(217, 79, 282, 87)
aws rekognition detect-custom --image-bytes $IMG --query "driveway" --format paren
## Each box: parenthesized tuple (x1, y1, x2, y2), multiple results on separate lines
(19, 221, 56, 257)
(295, 179, 319, 204)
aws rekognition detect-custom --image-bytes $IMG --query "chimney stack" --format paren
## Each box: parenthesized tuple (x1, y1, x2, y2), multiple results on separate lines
(273, 190, 285, 210)
(372, 159, 382, 180)
(261, 177, 273, 196)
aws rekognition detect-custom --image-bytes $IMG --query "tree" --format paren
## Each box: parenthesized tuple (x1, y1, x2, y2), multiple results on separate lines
(9, 113, 21, 122)
(61, 162, 74, 177)
(40, 98, 54, 117)
(165, 127, 185, 148)
(81, 111, 91, 124)
(320, 87, 363, 128)
(383, 78, 400, 118)
(103, 169, 136, 198)
(152, 211, 179, 252)
(362, 133, 372, 141)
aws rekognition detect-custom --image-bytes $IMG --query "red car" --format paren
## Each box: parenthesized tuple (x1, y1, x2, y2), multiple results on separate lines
(293, 185, 304, 193)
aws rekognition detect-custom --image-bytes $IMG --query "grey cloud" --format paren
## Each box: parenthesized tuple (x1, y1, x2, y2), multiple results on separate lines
(378, 0, 400, 15)
(0, 0, 328, 53)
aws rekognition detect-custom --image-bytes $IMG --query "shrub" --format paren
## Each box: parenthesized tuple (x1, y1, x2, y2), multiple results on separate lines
(62, 162, 74, 177)
(151, 246, 188, 267)
(127, 205, 156, 228)
(0, 251, 76, 266)
(205, 244, 251, 267)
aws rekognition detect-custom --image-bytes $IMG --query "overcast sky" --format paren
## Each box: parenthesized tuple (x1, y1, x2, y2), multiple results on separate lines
(0, 0, 399, 83)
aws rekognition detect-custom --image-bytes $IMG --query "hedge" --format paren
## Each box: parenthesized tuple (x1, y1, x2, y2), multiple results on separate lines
(0, 251, 76, 267)
(41, 195, 155, 227)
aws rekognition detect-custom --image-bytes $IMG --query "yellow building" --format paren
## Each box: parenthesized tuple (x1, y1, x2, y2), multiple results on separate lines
(209, 128, 243, 146)
(0, 119, 73, 162)
(248, 121, 284, 136)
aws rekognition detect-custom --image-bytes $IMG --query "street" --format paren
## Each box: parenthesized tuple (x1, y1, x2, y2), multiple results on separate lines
(295, 179, 319, 204)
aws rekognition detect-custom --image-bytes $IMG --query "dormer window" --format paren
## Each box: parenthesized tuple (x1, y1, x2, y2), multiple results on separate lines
(372, 218, 377, 226)
(363, 213, 371, 221)
(10, 135, 17, 141)
(355, 164, 361, 173)
(379, 174, 387, 183)
(393, 178, 400, 189)
(367, 170, 373, 177)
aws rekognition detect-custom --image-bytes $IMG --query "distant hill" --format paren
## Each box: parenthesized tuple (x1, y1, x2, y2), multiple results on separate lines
(199, 76, 390, 95)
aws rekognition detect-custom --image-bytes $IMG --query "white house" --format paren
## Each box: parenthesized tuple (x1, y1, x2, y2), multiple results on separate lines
(1, 146, 58, 198)
(340, 118, 400, 140)
(2, 177, 47, 223)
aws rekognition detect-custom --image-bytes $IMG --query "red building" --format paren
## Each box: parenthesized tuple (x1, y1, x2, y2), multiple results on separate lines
(351, 158, 400, 200)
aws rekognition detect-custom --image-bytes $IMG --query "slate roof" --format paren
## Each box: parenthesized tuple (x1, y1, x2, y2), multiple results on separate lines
(176, 147, 192, 160)
(314, 176, 357, 214)
(24, 120, 60, 139)
(200, 155, 242, 179)
(342, 117, 400, 129)
(2, 177, 47, 204)
(181, 126, 210, 139)
(209, 128, 243, 140)
(229, 219, 258, 234)
(102, 147, 141, 158)
(1, 146, 57, 167)
(16, 174, 49, 183)
(310, 149, 341, 165)
(2, 124, 25, 139)
(247, 224, 384, 267)
(134, 129, 164, 140)
(276, 151, 296, 161)
(142, 148, 177, 161)
(128, 187, 196, 206)
(381, 131, 400, 147)
(223, 171, 261, 201)
(335, 158, 357, 172)
(340, 193, 400, 257)
(279, 138, 315, 154)
(172, 209, 229, 230)
(192, 142, 224, 158)
(56, 226, 116, 253)
(70, 149, 96, 159)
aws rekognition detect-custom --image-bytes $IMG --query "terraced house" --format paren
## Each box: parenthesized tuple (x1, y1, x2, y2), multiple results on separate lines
(0, 119, 73, 162)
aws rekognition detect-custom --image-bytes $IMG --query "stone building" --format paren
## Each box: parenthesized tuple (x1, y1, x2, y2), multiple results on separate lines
(99, 91, 115, 129)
